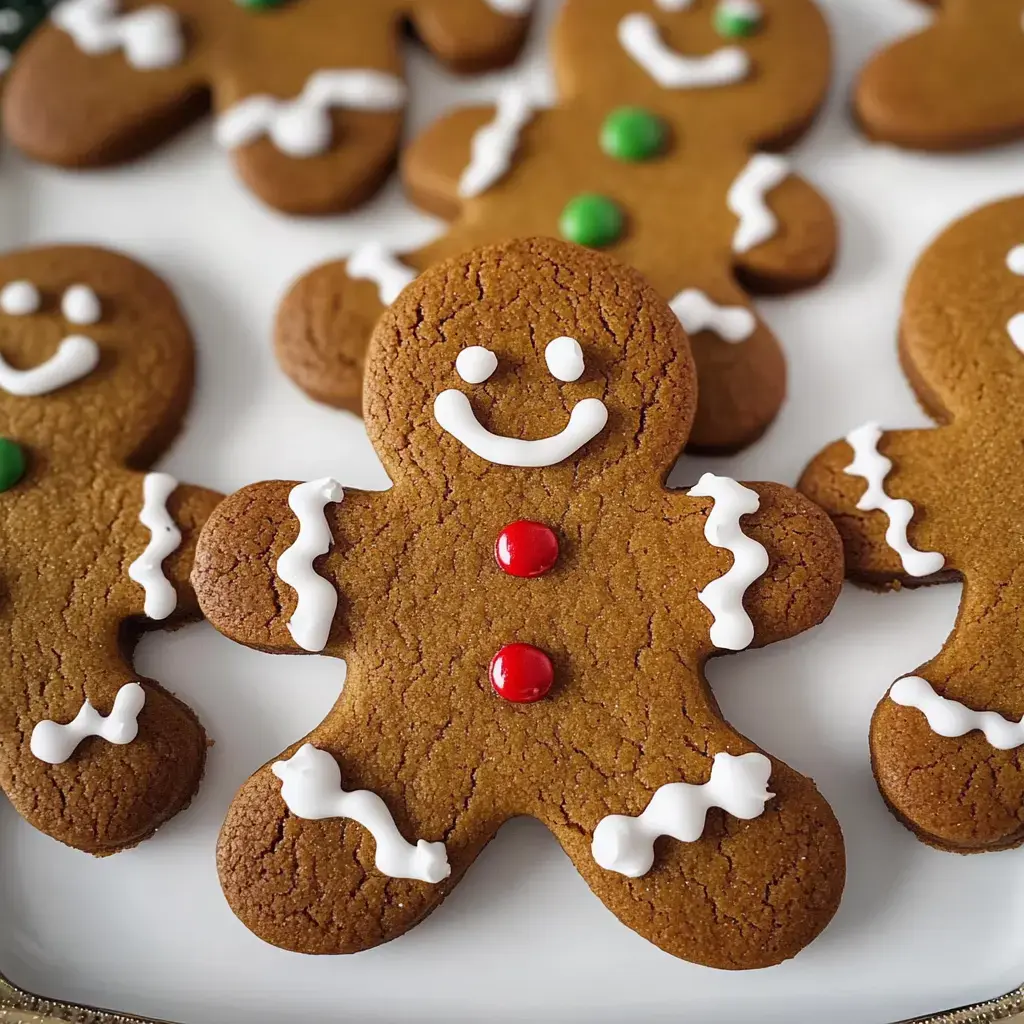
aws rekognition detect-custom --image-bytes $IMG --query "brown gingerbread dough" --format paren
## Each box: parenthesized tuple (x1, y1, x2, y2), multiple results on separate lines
(276, 0, 836, 453)
(856, 0, 1024, 151)
(1, 0, 532, 215)
(0, 247, 221, 855)
(195, 237, 845, 966)
(800, 196, 1024, 852)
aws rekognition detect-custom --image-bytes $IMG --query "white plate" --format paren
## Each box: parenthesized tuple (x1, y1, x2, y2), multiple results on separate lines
(2, 1, 1023, 1021)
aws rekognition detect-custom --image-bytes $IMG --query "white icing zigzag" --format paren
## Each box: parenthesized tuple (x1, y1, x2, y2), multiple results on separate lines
(53, 0, 184, 71)
(687, 473, 769, 651)
(30, 682, 146, 765)
(669, 288, 756, 343)
(1006, 244, 1024, 353)
(273, 744, 451, 883)
(215, 69, 407, 159)
(592, 752, 774, 878)
(727, 153, 791, 255)
(843, 421, 945, 578)
(347, 243, 417, 306)
(458, 86, 536, 199)
(277, 478, 344, 653)
(128, 472, 181, 621)
(890, 676, 1024, 751)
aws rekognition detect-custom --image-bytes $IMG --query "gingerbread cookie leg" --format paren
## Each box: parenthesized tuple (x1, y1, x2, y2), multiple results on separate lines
(409, 0, 532, 74)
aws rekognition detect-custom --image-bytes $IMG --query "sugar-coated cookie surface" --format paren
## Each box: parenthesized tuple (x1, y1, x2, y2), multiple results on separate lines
(856, 0, 1024, 151)
(1, 0, 532, 215)
(195, 238, 845, 966)
(800, 196, 1024, 852)
(275, 0, 836, 453)
(0, 247, 222, 855)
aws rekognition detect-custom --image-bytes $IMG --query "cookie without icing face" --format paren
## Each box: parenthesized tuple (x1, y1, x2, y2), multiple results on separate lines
(276, 0, 836, 453)
(800, 197, 1024, 852)
(196, 238, 845, 967)
(856, 0, 1024, 151)
(0, 247, 222, 855)
(1, 0, 533, 214)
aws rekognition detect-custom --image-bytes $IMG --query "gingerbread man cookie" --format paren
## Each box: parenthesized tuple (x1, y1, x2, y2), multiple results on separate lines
(800, 196, 1024, 852)
(0, 0, 533, 215)
(195, 238, 845, 966)
(0, 246, 222, 855)
(856, 0, 1024, 151)
(276, 0, 836, 453)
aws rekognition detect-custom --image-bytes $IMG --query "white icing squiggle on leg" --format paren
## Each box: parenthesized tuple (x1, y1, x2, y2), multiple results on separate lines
(0, 335, 99, 396)
(458, 86, 536, 199)
(277, 478, 344, 652)
(687, 473, 769, 651)
(669, 288, 756, 343)
(273, 744, 451, 883)
(30, 682, 146, 764)
(890, 676, 1024, 751)
(53, 0, 184, 70)
(843, 422, 945, 577)
(128, 472, 181, 621)
(592, 752, 773, 878)
(347, 244, 417, 306)
(727, 153, 791, 254)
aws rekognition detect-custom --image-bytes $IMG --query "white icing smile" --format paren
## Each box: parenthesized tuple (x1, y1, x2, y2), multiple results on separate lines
(618, 11, 749, 89)
(0, 335, 100, 396)
(434, 337, 609, 468)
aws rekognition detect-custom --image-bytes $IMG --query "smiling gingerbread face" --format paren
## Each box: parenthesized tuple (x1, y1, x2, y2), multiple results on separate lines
(364, 238, 696, 489)
(553, 0, 831, 148)
(0, 247, 193, 466)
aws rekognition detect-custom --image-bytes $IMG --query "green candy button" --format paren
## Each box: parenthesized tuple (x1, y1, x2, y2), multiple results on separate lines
(0, 438, 25, 492)
(714, 0, 763, 38)
(235, 0, 287, 8)
(601, 107, 667, 162)
(559, 194, 625, 249)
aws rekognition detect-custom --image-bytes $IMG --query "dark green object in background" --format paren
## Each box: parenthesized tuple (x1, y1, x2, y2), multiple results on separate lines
(601, 107, 667, 163)
(559, 194, 625, 249)
(0, 438, 26, 493)
(0, 1, 58, 72)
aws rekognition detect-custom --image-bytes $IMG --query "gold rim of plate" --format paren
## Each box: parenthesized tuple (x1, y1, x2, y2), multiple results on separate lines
(2, 968, 1024, 1023)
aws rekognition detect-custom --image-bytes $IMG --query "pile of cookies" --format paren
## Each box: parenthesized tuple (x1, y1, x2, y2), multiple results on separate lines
(1, 0, 1022, 974)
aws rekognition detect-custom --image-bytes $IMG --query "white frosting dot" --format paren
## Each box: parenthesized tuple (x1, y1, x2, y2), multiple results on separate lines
(455, 346, 498, 384)
(1007, 245, 1024, 276)
(545, 336, 585, 382)
(61, 284, 102, 325)
(0, 280, 41, 316)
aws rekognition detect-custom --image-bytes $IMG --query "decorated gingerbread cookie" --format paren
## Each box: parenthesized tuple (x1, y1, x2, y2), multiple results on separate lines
(276, 0, 836, 453)
(856, 0, 1024, 151)
(195, 237, 845, 965)
(0, 246, 222, 855)
(1, 0, 533, 215)
(800, 196, 1024, 852)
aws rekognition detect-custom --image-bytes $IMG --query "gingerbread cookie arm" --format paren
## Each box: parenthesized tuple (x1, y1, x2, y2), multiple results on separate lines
(799, 426, 954, 588)
(2, 21, 204, 168)
(409, 0, 532, 74)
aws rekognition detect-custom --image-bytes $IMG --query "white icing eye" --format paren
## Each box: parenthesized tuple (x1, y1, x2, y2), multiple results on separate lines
(61, 284, 101, 325)
(455, 346, 498, 384)
(1008, 245, 1024, 276)
(0, 280, 40, 316)
(545, 336, 585, 382)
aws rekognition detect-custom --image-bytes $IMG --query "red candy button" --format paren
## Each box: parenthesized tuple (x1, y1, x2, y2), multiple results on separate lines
(489, 643, 554, 703)
(495, 520, 559, 578)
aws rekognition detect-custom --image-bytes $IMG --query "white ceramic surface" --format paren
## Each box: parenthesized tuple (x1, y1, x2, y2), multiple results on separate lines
(2, 1, 1023, 1022)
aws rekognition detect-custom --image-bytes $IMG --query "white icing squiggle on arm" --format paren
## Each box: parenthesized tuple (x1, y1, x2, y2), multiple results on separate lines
(128, 472, 181, 621)
(53, 0, 184, 70)
(670, 288, 756, 343)
(273, 744, 451, 883)
(617, 12, 749, 89)
(30, 682, 145, 764)
(687, 473, 769, 651)
(592, 752, 773, 877)
(843, 422, 944, 577)
(277, 478, 344, 652)
(890, 676, 1024, 750)
(459, 87, 536, 199)
(347, 244, 417, 306)
(0, 335, 100, 396)
(728, 153, 791, 254)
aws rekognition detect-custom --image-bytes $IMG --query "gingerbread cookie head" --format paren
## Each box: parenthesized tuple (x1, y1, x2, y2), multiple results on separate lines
(553, 0, 831, 147)
(0, 246, 193, 466)
(365, 241, 696, 490)
(195, 238, 846, 966)
(1, 0, 532, 214)
(855, 0, 1024, 151)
